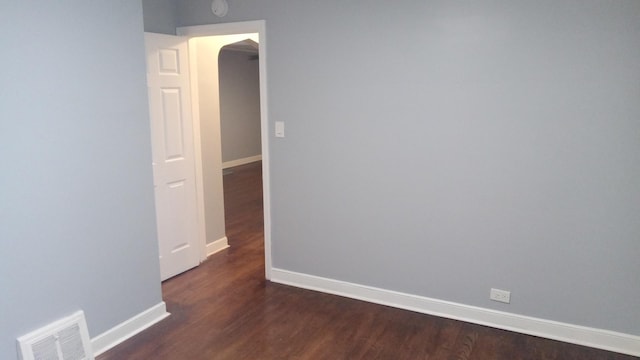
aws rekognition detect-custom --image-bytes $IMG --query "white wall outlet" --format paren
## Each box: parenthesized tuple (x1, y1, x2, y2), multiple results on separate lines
(490, 288, 511, 304)
(275, 121, 285, 138)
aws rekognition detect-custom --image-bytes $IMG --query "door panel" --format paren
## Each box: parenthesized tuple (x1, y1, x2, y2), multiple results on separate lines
(160, 88, 186, 159)
(145, 32, 199, 281)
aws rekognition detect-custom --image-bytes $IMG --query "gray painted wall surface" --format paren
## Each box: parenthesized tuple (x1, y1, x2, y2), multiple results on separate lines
(219, 49, 262, 163)
(0, 2, 162, 358)
(142, 0, 177, 35)
(176, 1, 640, 335)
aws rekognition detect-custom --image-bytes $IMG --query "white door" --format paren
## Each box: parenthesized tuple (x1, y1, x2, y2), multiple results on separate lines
(145, 32, 200, 281)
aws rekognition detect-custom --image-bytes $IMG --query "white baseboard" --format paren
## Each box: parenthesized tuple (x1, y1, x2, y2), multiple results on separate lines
(222, 155, 262, 169)
(270, 269, 640, 357)
(91, 302, 170, 357)
(206, 236, 229, 257)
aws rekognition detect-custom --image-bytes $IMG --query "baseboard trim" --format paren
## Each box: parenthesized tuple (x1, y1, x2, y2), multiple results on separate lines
(270, 269, 640, 357)
(91, 302, 170, 356)
(222, 155, 262, 169)
(206, 236, 229, 257)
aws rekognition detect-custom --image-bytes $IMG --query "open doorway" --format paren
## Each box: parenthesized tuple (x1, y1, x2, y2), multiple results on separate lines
(217, 41, 264, 254)
(179, 21, 272, 280)
(219, 40, 261, 171)
(145, 22, 271, 283)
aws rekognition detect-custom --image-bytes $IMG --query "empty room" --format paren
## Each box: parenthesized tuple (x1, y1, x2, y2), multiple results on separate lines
(2, 1, 639, 359)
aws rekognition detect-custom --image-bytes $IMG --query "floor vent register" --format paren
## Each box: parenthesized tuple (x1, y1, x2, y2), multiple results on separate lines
(17, 311, 93, 360)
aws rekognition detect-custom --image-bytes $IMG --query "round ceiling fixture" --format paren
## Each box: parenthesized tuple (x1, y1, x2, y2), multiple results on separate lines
(211, 0, 228, 17)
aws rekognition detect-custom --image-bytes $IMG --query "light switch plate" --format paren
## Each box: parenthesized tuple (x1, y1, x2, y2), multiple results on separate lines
(275, 121, 285, 138)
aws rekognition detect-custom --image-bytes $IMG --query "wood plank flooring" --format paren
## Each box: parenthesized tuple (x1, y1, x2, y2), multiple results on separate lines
(98, 161, 635, 360)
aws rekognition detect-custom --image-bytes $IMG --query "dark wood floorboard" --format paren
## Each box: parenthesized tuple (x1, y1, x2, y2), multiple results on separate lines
(99, 161, 636, 360)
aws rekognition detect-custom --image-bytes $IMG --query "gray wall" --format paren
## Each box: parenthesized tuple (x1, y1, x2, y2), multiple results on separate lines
(142, 0, 177, 34)
(176, 0, 640, 336)
(0, 1, 162, 358)
(219, 49, 262, 164)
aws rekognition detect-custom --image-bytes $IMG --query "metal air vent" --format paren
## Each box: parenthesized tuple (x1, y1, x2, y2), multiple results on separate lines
(17, 311, 93, 360)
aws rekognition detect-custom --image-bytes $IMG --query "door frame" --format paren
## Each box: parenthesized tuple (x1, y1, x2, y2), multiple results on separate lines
(177, 20, 272, 280)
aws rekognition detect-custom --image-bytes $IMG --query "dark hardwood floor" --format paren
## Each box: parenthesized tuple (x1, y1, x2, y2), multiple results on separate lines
(99, 161, 635, 360)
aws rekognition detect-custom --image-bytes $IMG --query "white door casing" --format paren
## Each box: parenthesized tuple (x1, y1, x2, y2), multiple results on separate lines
(145, 33, 200, 281)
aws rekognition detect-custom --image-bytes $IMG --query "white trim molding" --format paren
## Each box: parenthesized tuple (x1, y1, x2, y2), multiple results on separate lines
(177, 21, 263, 37)
(223, 155, 262, 169)
(91, 302, 170, 357)
(271, 269, 640, 357)
(206, 236, 230, 257)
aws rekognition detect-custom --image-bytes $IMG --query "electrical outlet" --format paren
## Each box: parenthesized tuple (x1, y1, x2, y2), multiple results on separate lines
(490, 288, 511, 304)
